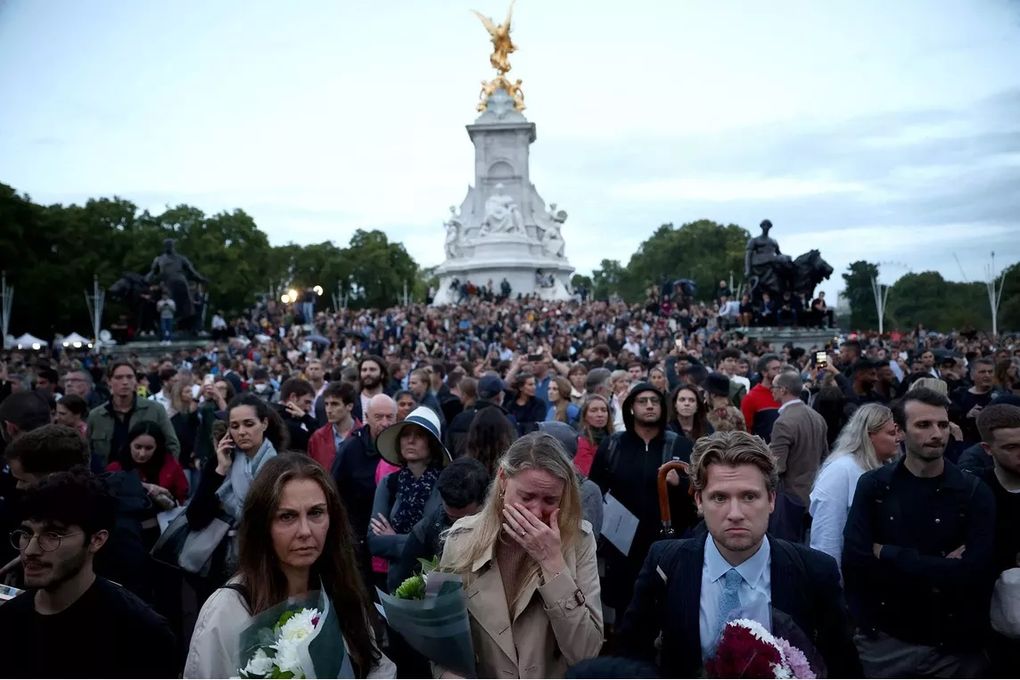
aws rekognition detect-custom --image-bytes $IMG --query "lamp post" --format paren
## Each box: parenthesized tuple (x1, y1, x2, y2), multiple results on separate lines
(870, 275, 890, 335)
(0, 271, 12, 348)
(84, 274, 104, 345)
(985, 251, 1007, 339)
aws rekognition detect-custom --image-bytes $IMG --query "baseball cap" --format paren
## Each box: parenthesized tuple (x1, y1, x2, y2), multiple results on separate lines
(477, 372, 507, 400)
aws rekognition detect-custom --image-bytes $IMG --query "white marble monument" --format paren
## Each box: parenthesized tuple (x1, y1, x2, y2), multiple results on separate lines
(431, 6, 573, 305)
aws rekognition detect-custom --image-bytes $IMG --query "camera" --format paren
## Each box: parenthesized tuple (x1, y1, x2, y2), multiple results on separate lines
(814, 351, 828, 368)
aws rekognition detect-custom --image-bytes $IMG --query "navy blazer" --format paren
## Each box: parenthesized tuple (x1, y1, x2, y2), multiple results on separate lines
(618, 533, 861, 678)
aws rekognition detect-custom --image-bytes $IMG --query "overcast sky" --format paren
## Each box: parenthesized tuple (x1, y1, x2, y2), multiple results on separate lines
(1, 0, 1018, 303)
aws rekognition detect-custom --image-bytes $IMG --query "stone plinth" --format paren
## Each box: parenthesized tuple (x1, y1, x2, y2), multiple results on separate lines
(431, 88, 574, 305)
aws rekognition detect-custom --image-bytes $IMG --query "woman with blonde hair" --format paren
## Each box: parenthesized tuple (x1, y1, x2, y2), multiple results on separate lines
(438, 432, 603, 678)
(808, 403, 899, 567)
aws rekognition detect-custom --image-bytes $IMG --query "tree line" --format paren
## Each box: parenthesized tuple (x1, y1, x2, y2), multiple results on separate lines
(1, 183, 1014, 337)
(0, 183, 419, 338)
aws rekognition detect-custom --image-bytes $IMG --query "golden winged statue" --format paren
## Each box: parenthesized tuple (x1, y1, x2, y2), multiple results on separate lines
(472, 1, 517, 75)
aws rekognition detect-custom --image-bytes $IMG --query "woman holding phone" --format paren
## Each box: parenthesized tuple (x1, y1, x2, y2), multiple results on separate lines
(185, 394, 288, 580)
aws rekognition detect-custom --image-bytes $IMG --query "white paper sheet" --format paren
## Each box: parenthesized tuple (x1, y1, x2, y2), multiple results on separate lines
(600, 493, 639, 557)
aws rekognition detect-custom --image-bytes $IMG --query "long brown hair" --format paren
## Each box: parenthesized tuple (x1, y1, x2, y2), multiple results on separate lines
(464, 407, 517, 476)
(237, 454, 379, 673)
(667, 384, 710, 440)
(579, 394, 611, 445)
(549, 376, 573, 422)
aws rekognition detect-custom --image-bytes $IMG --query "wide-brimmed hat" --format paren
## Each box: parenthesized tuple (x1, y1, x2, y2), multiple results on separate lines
(376, 406, 450, 467)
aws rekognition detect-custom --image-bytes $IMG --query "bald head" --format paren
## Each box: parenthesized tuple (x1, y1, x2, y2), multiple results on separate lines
(366, 394, 397, 439)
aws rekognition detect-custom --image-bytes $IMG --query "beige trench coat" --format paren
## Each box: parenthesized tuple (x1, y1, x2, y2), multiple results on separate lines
(437, 514, 604, 679)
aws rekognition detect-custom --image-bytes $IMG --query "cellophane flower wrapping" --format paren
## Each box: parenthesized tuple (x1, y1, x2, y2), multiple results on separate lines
(377, 572, 476, 678)
(237, 589, 353, 679)
(706, 618, 815, 679)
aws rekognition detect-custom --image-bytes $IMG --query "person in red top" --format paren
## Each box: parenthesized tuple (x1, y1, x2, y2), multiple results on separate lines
(741, 353, 782, 438)
(106, 421, 189, 507)
(307, 381, 361, 471)
(575, 394, 612, 476)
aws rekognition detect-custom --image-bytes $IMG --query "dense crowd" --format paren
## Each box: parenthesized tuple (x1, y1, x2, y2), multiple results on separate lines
(0, 290, 1018, 678)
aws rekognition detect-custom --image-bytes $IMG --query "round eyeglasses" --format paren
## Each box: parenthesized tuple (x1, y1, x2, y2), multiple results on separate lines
(10, 529, 82, 552)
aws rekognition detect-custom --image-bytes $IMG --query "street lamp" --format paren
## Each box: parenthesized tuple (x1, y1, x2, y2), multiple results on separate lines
(313, 285, 323, 296)
(281, 293, 291, 304)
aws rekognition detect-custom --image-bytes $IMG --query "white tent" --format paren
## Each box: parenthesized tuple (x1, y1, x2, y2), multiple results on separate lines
(14, 333, 47, 349)
(61, 332, 93, 348)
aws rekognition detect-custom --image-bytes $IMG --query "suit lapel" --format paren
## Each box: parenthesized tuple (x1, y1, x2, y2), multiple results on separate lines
(464, 561, 518, 666)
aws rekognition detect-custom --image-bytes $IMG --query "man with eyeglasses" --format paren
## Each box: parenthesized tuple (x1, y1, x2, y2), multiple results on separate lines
(0, 468, 176, 678)
(589, 382, 698, 626)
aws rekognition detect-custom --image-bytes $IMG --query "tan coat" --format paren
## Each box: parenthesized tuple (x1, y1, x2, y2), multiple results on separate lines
(770, 400, 829, 505)
(437, 514, 604, 678)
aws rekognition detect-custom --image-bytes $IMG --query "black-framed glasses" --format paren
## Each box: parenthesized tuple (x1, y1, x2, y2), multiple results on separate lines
(10, 529, 82, 552)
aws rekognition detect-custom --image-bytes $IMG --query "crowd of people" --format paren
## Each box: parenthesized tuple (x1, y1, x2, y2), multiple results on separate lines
(0, 291, 1018, 678)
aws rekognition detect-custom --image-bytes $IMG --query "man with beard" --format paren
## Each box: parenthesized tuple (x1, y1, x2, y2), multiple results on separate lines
(589, 382, 697, 625)
(844, 359, 886, 412)
(842, 388, 996, 677)
(618, 431, 859, 677)
(351, 355, 387, 423)
(0, 469, 177, 677)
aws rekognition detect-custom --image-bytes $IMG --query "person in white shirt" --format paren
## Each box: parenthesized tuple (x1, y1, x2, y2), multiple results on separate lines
(808, 403, 900, 569)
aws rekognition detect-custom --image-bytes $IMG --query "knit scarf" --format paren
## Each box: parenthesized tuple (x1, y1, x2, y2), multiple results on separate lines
(216, 439, 277, 520)
(391, 466, 440, 534)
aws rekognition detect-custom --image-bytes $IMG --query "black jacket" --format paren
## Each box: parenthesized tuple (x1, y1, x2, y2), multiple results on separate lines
(588, 382, 698, 610)
(272, 403, 317, 453)
(505, 394, 547, 436)
(842, 458, 996, 650)
(330, 425, 382, 545)
(618, 534, 861, 678)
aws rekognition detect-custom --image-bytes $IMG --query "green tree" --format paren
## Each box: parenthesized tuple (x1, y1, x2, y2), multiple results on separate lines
(591, 259, 624, 300)
(617, 220, 748, 303)
(841, 260, 880, 330)
(341, 229, 419, 308)
(570, 274, 593, 293)
(887, 272, 986, 331)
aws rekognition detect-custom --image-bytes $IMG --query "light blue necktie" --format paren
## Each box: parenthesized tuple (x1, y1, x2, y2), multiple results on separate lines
(715, 568, 743, 643)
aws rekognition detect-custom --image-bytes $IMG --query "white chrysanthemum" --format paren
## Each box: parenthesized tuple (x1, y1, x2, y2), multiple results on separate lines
(273, 639, 304, 678)
(729, 619, 795, 678)
(279, 608, 319, 642)
(772, 662, 792, 679)
(241, 648, 274, 677)
(731, 618, 776, 645)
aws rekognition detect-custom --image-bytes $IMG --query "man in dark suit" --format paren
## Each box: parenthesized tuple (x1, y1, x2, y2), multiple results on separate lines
(617, 430, 860, 678)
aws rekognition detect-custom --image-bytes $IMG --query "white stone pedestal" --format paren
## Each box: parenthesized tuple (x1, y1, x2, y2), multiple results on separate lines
(430, 88, 575, 306)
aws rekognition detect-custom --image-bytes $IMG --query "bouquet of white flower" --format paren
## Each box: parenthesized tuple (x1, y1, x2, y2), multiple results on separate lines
(237, 589, 352, 679)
